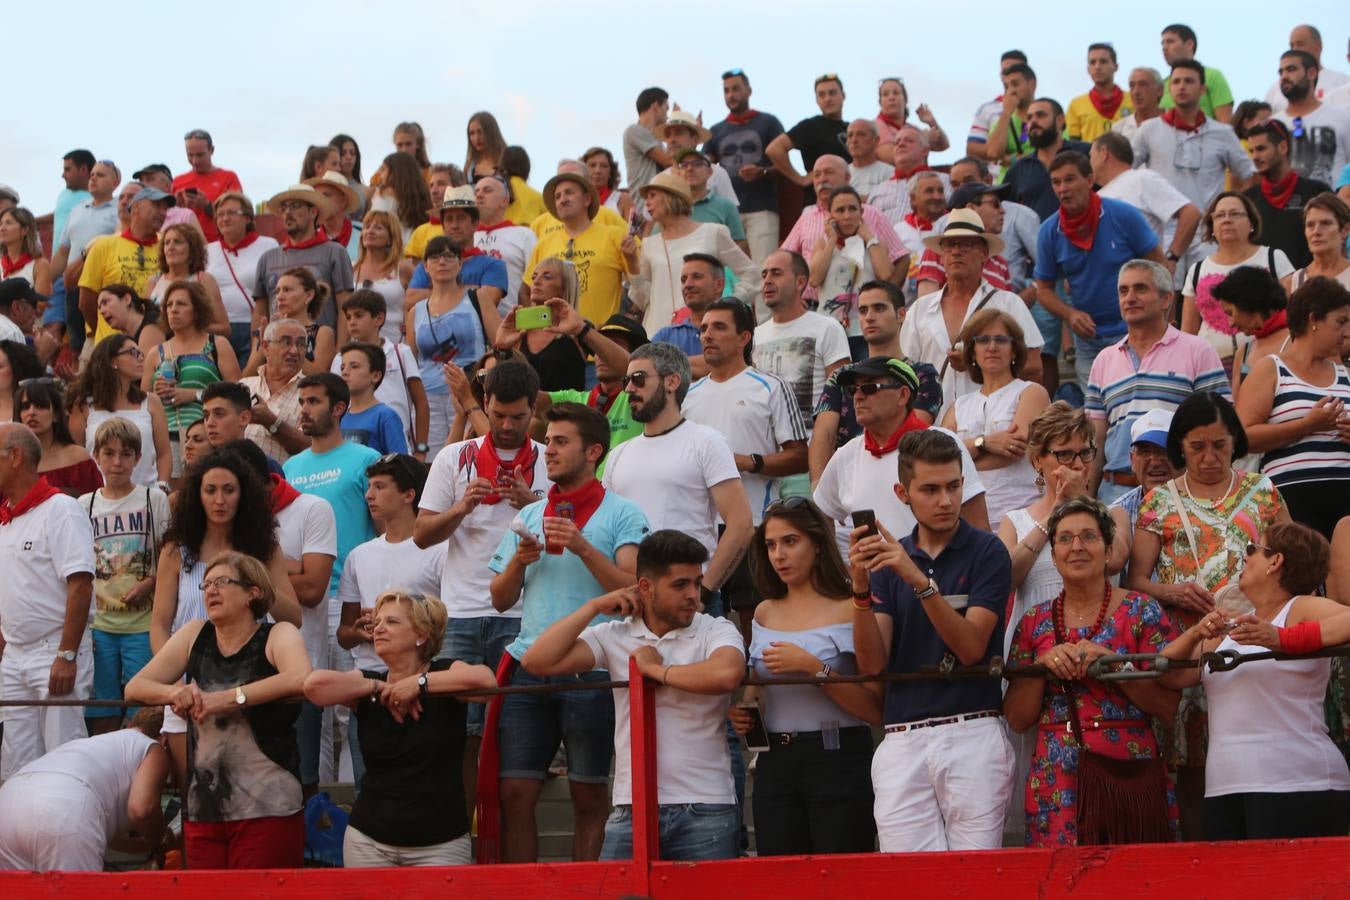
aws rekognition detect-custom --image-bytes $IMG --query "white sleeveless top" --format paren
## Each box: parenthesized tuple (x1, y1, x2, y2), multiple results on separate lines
(1004, 507, 1062, 660)
(952, 379, 1039, 531)
(358, 272, 405, 344)
(1204, 598, 1350, 797)
(172, 557, 209, 635)
(84, 400, 159, 487)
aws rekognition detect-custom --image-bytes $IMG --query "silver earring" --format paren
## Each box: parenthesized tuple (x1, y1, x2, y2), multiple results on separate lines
(416, 639, 425, 646)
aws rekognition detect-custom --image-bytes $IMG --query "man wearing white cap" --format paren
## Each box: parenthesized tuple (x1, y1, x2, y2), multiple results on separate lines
(251, 183, 355, 343)
(1108, 407, 1181, 583)
(660, 110, 738, 206)
(305, 170, 363, 261)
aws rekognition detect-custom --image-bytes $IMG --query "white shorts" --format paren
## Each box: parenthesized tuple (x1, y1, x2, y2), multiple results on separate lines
(342, 824, 471, 867)
(162, 705, 187, 735)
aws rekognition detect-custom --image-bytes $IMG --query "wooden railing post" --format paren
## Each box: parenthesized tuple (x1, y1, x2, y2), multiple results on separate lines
(628, 656, 659, 878)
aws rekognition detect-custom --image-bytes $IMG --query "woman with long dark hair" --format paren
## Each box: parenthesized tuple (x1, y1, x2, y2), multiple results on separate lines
(733, 496, 881, 856)
(465, 112, 508, 182)
(330, 133, 367, 218)
(68, 334, 172, 487)
(16, 378, 103, 496)
(371, 153, 433, 242)
(0, 339, 43, 424)
(299, 144, 340, 182)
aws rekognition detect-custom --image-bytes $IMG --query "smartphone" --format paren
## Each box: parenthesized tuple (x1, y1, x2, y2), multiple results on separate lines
(738, 699, 770, 752)
(852, 509, 878, 538)
(516, 306, 552, 330)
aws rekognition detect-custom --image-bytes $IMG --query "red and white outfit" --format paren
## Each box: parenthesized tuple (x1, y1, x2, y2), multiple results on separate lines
(207, 232, 280, 328)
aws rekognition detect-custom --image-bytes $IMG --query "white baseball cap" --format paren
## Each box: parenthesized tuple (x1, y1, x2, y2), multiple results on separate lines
(1130, 408, 1173, 449)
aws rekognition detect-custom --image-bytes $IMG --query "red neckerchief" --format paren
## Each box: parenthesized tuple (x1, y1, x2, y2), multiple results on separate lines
(220, 231, 260, 254)
(461, 246, 484, 259)
(1253, 309, 1288, 339)
(330, 218, 353, 247)
(544, 478, 606, 531)
(285, 227, 329, 250)
(269, 473, 302, 513)
(588, 382, 620, 414)
(1162, 108, 1206, 133)
(1058, 191, 1103, 251)
(1260, 170, 1299, 210)
(477, 220, 517, 233)
(0, 477, 61, 525)
(596, 186, 613, 206)
(725, 109, 759, 126)
(904, 210, 934, 232)
(891, 163, 932, 182)
(0, 252, 33, 278)
(877, 112, 906, 131)
(120, 229, 158, 248)
(473, 435, 538, 504)
(863, 412, 928, 458)
(1089, 85, 1125, 120)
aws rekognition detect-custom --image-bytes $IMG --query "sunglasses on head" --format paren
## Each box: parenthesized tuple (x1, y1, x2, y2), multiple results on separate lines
(815, 73, 840, 85)
(765, 496, 811, 514)
(377, 452, 422, 483)
(722, 68, 745, 79)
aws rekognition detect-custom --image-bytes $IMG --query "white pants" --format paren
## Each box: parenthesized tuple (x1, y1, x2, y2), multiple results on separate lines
(740, 210, 780, 265)
(871, 715, 1014, 852)
(0, 773, 105, 870)
(342, 824, 471, 867)
(1, 636, 94, 780)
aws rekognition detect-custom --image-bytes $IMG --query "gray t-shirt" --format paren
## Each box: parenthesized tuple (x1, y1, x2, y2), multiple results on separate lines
(59, 200, 119, 257)
(1131, 117, 1253, 213)
(253, 242, 355, 330)
(623, 123, 663, 193)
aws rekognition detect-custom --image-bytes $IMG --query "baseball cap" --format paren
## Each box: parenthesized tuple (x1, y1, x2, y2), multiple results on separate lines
(598, 314, 648, 350)
(837, 356, 919, 393)
(131, 187, 177, 206)
(947, 181, 1011, 212)
(0, 277, 46, 309)
(131, 163, 172, 182)
(674, 147, 710, 165)
(0, 184, 18, 204)
(1130, 408, 1173, 449)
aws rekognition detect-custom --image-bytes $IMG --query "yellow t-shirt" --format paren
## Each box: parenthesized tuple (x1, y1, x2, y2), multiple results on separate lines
(78, 234, 161, 342)
(403, 221, 444, 259)
(504, 176, 546, 227)
(530, 205, 626, 239)
(525, 222, 632, 324)
(1065, 92, 1130, 143)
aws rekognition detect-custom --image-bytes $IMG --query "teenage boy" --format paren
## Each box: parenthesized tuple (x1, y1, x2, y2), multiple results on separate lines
(336, 290, 429, 457)
(338, 342, 408, 455)
(200, 382, 285, 475)
(79, 418, 170, 736)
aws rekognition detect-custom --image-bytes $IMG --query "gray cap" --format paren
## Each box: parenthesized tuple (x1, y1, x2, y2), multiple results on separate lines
(131, 187, 177, 206)
(0, 184, 18, 203)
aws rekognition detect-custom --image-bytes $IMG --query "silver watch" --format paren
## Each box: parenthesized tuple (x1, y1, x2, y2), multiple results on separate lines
(914, 578, 940, 601)
(56, 649, 77, 662)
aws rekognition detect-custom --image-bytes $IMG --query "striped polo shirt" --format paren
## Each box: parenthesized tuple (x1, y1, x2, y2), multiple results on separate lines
(1085, 326, 1230, 474)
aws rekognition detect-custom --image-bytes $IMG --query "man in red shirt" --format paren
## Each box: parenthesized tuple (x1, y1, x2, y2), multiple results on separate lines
(171, 129, 242, 241)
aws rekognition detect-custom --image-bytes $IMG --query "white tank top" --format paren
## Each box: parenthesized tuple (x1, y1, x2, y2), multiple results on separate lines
(84, 400, 159, 487)
(952, 379, 1039, 531)
(172, 557, 209, 634)
(1005, 507, 1062, 660)
(1204, 598, 1350, 797)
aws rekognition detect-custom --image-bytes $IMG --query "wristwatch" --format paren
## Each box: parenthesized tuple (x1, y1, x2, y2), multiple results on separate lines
(417, 673, 430, 696)
(973, 436, 986, 456)
(234, 685, 248, 706)
(577, 321, 594, 343)
(914, 577, 940, 601)
(194, 388, 204, 403)
(56, 649, 77, 662)
(415, 442, 430, 454)
(749, 453, 765, 473)
(268, 419, 282, 435)
(813, 662, 833, 687)
(1165, 250, 1181, 262)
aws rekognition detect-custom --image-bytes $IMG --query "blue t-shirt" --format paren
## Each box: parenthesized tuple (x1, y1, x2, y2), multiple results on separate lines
(284, 441, 381, 594)
(1003, 141, 1090, 220)
(412, 293, 487, 394)
(341, 402, 408, 454)
(869, 521, 1011, 725)
(1033, 197, 1158, 340)
(52, 188, 92, 256)
(490, 490, 650, 661)
(650, 321, 702, 358)
(408, 254, 510, 292)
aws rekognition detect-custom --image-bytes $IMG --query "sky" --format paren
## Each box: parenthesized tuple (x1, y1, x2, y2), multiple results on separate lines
(4, 0, 1346, 213)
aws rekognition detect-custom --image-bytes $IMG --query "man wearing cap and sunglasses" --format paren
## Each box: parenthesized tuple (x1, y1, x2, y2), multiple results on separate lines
(172, 129, 243, 242)
(251, 184, 355, 345)
(767, 74, 852, 204)
(77, 186, 174, 347)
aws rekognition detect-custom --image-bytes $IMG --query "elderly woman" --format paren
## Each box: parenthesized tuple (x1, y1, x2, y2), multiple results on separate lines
(1161, 522, 1350, 839)
(1005, 497, 1180, 847)
(304, 591, 495, 867)
(207, 191, 281, 362)
(1181, 192, 1294, 375)
(1236, 276, 1350, 538)
(944, 309, 1048, 531)
(1283, 192, 1350, 293)
(625, 170, 759, 335)
(810, 186, 894, 357)
(127, 551, 310, 869)
(148, 223, 229, 336)
(1213, 266, 1290, 399)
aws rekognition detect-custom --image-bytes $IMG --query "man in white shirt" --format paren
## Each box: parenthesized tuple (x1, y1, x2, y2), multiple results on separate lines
(1092, 132, 1201, 268)
(474, 174, 537, 315)
(1273, 49, 1350, 186)
(0, 424, 96, 779)
(1265, 25, 1350, 112)
(814, 357, 988, 552)
(522, 530, 745, 861)
(846, 119, 893, 201)
(751, 250, 851, 425)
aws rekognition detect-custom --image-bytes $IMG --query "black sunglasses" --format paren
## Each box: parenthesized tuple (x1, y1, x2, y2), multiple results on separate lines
(377, 452, 423, 483)
(765, 496, 811, 513)
(622, 371, 652, 389)
(847, 380, 904, 396)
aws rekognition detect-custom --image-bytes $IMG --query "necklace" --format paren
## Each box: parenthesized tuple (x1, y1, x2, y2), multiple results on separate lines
(1053, 579, 1112, 643)
(1182, 469, 1235, 504)
(648, 417, 686, 438)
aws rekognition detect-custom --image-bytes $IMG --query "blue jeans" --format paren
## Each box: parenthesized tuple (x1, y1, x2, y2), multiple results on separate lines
(1072, 332, 1119, 391)
(599, 803, 739, 861)
(228, 322, 253, 365)
(1031, 300, 1062, 359)
(440, 616, 520, 736)
(89, 629, 151, 719)
(1096, 479, 1132, 506)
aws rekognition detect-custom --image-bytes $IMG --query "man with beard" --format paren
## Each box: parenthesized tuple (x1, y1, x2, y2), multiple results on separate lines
(1243, 120, 1331, 269)
(1003, 99, 1091, 221)
(652, 253, 724, 374)
(252, 184, 354, 341)
(1272, 50, 1350, 187)
(1265, 25, 1350, 112)
(602, 342, 753, 618)
(1112, 67, 1167, 141)
(490, 402, 648, 863)
(706, 68, 786, 263)
(767, 74, 852, 205)
(522, 530, 744, 862)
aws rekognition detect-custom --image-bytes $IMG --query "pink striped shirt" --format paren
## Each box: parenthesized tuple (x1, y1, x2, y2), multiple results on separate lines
(781, 203, 907, 300)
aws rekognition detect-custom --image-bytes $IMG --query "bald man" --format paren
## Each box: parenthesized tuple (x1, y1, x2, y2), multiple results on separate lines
(1266, 24, 1350, 112)
(0, 423, 96, 779)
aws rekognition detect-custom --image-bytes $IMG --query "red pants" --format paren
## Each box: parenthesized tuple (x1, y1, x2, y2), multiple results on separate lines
(184, 812, 305, 869)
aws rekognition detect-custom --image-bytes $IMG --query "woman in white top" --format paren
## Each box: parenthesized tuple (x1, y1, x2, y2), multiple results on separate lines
(206, 192, 279, 363)
(353, 209, 407, 343)
(68, 334, 173, 487)
(809, 186, 894, 355)
(0, 206, 52, 294)
(942, 309, 1047, 531)
(626, 170, 759, 335)
(1283, 192, 1350, 294)
(149, 223, 230, 337)
(1181, 192, 1293, 374)
(1162, 521, 1350, 839)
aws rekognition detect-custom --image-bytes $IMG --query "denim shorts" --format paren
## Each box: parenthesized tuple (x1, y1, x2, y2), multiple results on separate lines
(441, 616, 521, 736)
(90, 630, 152, 718)
(600, 803, 739, 862)
(497, 665, 614, 783)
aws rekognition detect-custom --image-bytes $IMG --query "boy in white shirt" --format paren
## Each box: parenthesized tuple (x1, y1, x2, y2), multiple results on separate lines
(338, 291, 430, 458)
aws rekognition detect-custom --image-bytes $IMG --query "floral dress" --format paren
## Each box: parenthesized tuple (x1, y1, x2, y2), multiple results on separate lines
(1136, 471, 1286, 767)
(1009, 593, 1181, 847)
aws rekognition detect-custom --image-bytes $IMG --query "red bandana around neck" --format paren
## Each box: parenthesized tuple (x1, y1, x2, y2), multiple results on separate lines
(269, 473, 302, 513)
(1162, 108, 1206, 133)
(877, 112, 907, 131)
(1260, 170, 1299, 210)
(330, 218, 353, 248)
(461, 245, 484, 259)
(725, 109, 760, 126)
(477, 220, 517, 234)
(285, 227, 329, 250)
(1253, 309, 1289, 339)
(863, 411, 928, 458)
(1058, 191, 1103, 251)
(1089, 85, 1125, 120)
(220, 231, 260, 254)
(474, 435, 538, 504)
(0, 252, 33, 278)
(904, 210, 935, 232)
(588, 382, 621, 414)
(596, 186, 613, 206)
(120, 229, 158, 248)
(544, 479, 606, 531)
(0, 477, 61, 525)
(891, 163, 932, 182)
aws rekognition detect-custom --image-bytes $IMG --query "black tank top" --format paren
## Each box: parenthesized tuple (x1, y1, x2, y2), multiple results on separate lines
(522, 335, 586, 391)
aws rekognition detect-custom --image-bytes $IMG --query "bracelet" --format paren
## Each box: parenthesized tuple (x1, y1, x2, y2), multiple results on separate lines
(1033, 520, 1049, 537)
(578, 321, 594, 343)
(661, 665, 672, 685)
(852, 593, 873, 611)
(1278, 620, 1324, 655)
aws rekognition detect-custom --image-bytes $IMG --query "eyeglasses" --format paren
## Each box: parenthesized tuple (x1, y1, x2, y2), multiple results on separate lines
(277, 200, 314, 212)
(1211, 210, 1249, 221)
(114, 345, 144, 359)
(198, 576, 248, 592)
(1245, 542, 1270, 557)
(215, 207, 245, 219)
(765, 496, 811, 513)
(676, 159, 710, 170)
(971, 334, 1013, 346)
(267, 335, 304, 348)
(940, 238, 985, 252)
(1047, 447, 1096, 465)
(722, 68, 745, 79)
(1291, 117, 1305, 139)
(425, 251, 457, 263)
(1053, 530, 1103, 548)
(848, 380, 904, 396)
(622, 371, 651, 389)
